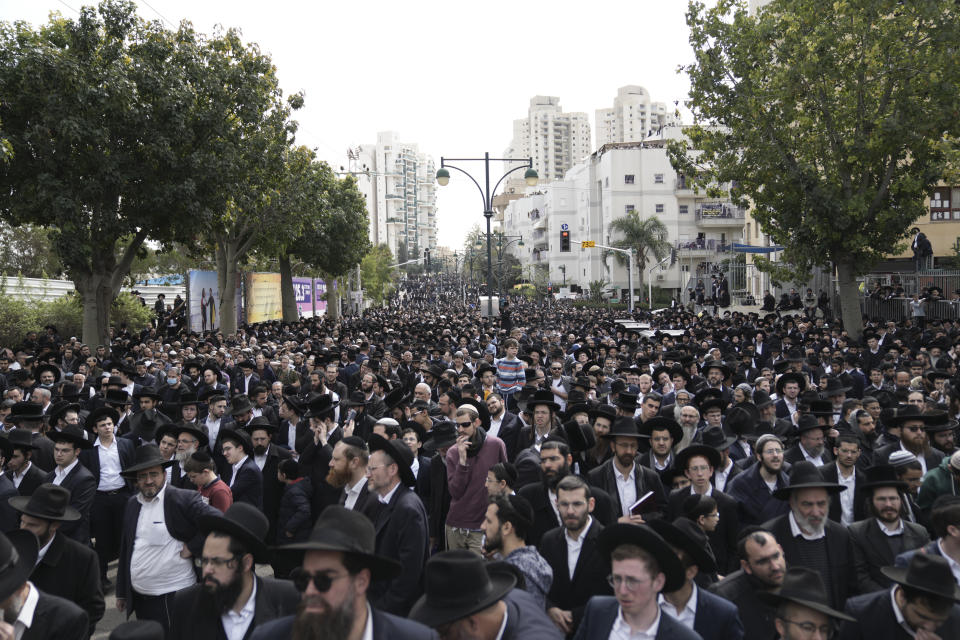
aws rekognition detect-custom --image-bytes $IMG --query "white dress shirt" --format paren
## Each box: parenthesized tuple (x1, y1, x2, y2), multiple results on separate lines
(565, 516, 593, 579)
(287, 420, 299, 452)
(254, 452, 267, 471)
(488, 414, 503, 440)
(800, 444, 825, 467)
(11, 461, 32, 489)
(714, 458, 734, 492)
(95, 438, 126, 491)
(378, 481, 401, 505)
(52, 458, 79, 485)
(12, 581, 39, 640)
(221, 576, 257, 640)
(343, 477, 366, 510)
(789, 510, 826, 541)
(206, 417, 222, 445)
(129, 485, 197, 595)
(615, 464, 638, 517)
(229, 456, 249, 488)
(902, 442, 927, 475)
(938, 539, 960, 585)
(836, 465, 856, 526)
(611, 605, 661, 640)
(361, 603, 375, 640)
(659, 583, 698, 629)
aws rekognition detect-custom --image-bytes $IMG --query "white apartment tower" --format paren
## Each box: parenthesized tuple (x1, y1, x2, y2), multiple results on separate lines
(353, 131, 437, 262)
(503, 96, 591, 183)
(595, 86, 677, 147)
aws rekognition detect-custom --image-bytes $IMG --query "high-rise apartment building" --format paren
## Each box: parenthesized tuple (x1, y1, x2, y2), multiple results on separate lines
(595, 86, 677, 147)
(503, 96, 591, 183)
(353, 131, 437, 261)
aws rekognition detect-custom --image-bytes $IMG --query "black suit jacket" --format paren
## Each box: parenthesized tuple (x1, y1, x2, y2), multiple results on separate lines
(79, 437, 136, 489)
(30, 532, 104, 638)
(573, 595, 702, 640)
(15, 462, 46, 497)
(45, 462, 97, 543)
(339, 481, 373, 514)
(0, 473, 19, 533)
(518, 480, 615, 548)
(22, 590, 89, 640)
(260, 444, 292, 538)
(539, 521, 611, 633)
(250, 604, 438, 640)
(849, 517, 930, 593)
(274, 419, 311, 453)
(693, 586, 746, 640)
(839, 589, 960, 639)
(876, 443, 944, 473)
(668, 487, 740, 574)
(117, 484, 221, 607)
(763, 513, 856, 609)
(29, 432, 55, 472)
(363, 486, 430, 616)
(818, 463, 868, 524)
(170, 575, 300, 640)
(784, 443, 834, 466)
(493, 411, 523, 461)
(587, 458, 668, 521)
(709, 569, 777, 640)
(225, 457, 264, 509)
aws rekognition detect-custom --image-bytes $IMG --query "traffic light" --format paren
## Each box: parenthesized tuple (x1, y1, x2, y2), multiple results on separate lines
(560, 230, 570, 252)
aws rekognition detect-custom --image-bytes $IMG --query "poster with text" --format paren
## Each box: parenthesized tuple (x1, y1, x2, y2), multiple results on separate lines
(293, 277, 314, 317)
(315, 279, 327, 314)
(245, 272, 283, 324)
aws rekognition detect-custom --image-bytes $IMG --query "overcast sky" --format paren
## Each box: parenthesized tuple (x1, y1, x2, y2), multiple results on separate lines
(2, 0, 704, 250)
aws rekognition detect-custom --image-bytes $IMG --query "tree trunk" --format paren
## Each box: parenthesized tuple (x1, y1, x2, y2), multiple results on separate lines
(327, 277, 340, 321)
(836, 258, 863, 341)
(278, 252, 299, 322)
(216, 241, 241, 335)
(75, 275, 113, 347)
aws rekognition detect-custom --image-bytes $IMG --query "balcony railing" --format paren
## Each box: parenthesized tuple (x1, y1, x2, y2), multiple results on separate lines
(695, 204, 746, 224)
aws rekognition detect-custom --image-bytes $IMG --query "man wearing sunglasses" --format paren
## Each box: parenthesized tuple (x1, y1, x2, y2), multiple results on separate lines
(169, 503, 299, 639)
(251, 505, 435, 639)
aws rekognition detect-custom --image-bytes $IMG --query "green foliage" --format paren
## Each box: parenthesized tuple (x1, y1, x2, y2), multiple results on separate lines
(572, 300, 629, 310)
(588, 279, 610, 303)
(670, 0, 960, 337)
(360, 244, 396, 306)
(0, 223, 63, 278)
(607, 212, 670, 287)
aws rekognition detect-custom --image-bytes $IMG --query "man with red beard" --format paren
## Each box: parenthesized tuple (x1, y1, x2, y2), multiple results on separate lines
(326, 436, 371, 513)
(170, 503, 300, 639)
(251, 505, 436, 640)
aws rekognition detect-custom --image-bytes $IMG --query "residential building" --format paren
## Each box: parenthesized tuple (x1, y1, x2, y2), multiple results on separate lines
(352, 131, 437, 261)
(503, 96, 591, 184)
(595, 85, 677, 147)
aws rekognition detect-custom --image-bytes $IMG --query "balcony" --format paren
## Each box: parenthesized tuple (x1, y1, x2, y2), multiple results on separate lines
(675, 239, 733, 257)
(695, 204, 746, 226)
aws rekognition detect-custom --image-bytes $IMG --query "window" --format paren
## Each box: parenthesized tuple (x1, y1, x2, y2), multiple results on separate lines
(625, 205, 635, 214)
(605, 177, 609, 187)
(679, 205, 689, 214)
(624, 175, 635, 185)
(655, 204, 664, 213)
(654, 174, 664, 184)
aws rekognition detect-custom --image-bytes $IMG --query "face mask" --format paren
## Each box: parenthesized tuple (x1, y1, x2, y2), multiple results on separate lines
(167, 377, 177, 385)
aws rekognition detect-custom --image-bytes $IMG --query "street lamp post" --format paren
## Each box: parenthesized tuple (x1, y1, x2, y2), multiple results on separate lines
(494, 233, 524, 300)
(437, 153, 538, 316)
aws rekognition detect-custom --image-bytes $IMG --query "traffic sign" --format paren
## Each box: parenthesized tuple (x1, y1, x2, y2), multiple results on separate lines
(561, 223, 568, 230)
(581, 241, 596, 248)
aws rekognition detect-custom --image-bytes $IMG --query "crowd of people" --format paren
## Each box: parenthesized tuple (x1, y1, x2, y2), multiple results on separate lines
(0, 275, 957, 638)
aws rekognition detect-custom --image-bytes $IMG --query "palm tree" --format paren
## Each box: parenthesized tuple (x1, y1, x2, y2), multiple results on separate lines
(607, 212, 670, 305)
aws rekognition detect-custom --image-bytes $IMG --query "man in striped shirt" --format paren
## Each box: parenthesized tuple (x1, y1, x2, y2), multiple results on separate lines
(495, 339, 526, 413)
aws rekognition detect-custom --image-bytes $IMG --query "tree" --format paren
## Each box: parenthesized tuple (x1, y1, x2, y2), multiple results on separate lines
(360, 244, 396, 305)
(0, 1, 211, 345)
(608, 212, 670, 304)
(670, 0, 960, 339)
(0, 223, 63, 278)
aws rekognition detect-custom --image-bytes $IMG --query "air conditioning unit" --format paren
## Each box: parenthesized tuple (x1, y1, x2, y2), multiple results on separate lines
(656, 274, 665, 281)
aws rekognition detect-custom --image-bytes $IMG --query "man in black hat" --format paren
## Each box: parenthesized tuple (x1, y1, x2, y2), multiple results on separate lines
(275, 391, 309, 453)
(341, 391, 377, 442)
(840, 553, 960, 639)
(252, 505, 434, 639)
(411, 549, 560, 640)
(116, 444, 221, 635)
(221, 429, 263, 509)
(5, 402, 54, 472)
(327, 436, 371, 512)
(849, 465, 930, 594)
(363, 434, 429, 616)
(358, 371, 387, 419)
(6, 429, 45, 497)
(79, 407, 135, 585)
(762, 461, 857, 610)
(775, 371, 806, 420)
(10, 483, 104, 637)
(784, 414, 834, 467)
(753, 566, 855, 640)
(243, 416, 291, 539)
(572, 523, 701, 639)
(169, 503, 300, 639)
(637, 417, 681, 485)
(820, 434, 867, 526)
(647, 517, 744, 640)
(234, 359, 260, 397)
(878, 406, 945, 476)
(587, 417, 668, 521)
(0, 436, 17, 533)
(0, 529, 89, 639)
(45, 424, 96, 544)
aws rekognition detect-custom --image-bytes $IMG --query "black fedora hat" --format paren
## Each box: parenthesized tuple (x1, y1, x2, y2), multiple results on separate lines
(888, 404, 936, 427)
(198, 502, 271, 563)
(613, 391, 639, 411)
(775, 371, 808, 395)
(425, 420, 458, 452)
(175, 391, 200, 408)
(590, 403, 617, 423)
(597, 523, 685, 591)
(36, 363, 61, 384)
(758, 567, 855, 621)
(302, 393, 338, 419)
(121, 443, 175, 478)
(85, 407, 120, 432)
(821, 377, 851, 398)
(807, 399, 835, 417)
(6, 429, 36, 452)
(383, 386, 411, 412)
(157, 422, 209, 449)
(0, 530, 39, 603)
(133, 386, 161, 401)
(702, 359, 731, 378)
(241, 416, 275, 436)
(773, 461, 846, 500)
(675, 443, 721, 472)
(795, 414, 827, 434)
(368, 433, 415, 487)
(647, 516, 717, 574)
(561, 419, 596, 453)
(603, 416, 648, 440)
(341, 391, 367, 408)
(882, 552, 960, 602)
(924, 411, 958, 433)
(6, 402, 44, 423)
(409, 550, 516, 629)
(103, 389, 132, 406)
(692, 387, 723, 410)
(48, 424, 93, 450)
(228, 395, 255, 416)
(723, 405, 758, 437)
(8, 483, 80, 522)
(219, 428, 254, 456)
(277, 505, 401, 580)
(525, 389, 560, 414)
(752, 389, 775, 410)
(108, 621, 164, 640)
(47, 400, 80, 426)
(639, 417, 683, 444)
(699, 425, 738, 450)
(860, 464, 908, 492)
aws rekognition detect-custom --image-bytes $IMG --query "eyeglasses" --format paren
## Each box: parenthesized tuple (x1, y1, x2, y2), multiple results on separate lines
(456, 421, 473, 427)
(195, 555, 238, 569)
(290, 567, 349, 593)
(779, 618, 832, 637)
(607, 574, 649, 591)
(904, 426, 924, 432)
